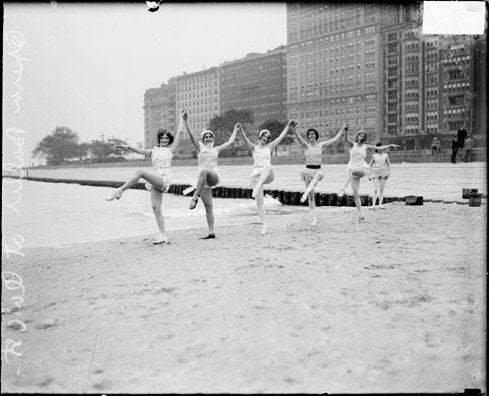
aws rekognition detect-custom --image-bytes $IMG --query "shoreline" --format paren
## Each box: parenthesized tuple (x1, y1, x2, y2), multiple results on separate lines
(1, 202, 486, 393)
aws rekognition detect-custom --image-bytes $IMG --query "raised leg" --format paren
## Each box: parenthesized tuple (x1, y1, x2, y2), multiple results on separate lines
(252, 165, 274, 198)
(301, 170, 323, 203)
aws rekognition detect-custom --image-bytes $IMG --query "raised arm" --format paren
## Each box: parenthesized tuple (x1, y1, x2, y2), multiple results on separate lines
(365, 143, 400, 151)
(291, 124, 308, 148)
(319, 123, 348, 148)
(183, 111, 199, 152)
(344, 127, 356, 146)
(170, 109, 185, 155)
(115, 144, 152, 157)
(268, 119, 294, 151)
(215, 123, 239, 153)
(239, 124, 255, 151)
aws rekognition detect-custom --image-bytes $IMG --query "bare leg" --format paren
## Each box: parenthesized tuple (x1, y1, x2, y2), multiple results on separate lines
(370, 178, 380, 210)
(252, 165, 274, 198)
(301, 170, 323, 203)
(351, 176, 365, 222)
(302, 178, 318, 226)
(106, 170, 165, 200)
(200, 188, 215, 237)
(150, 188, 165, 233)
(190, 169, 219, 209)
(340, 171, 351, 195)
(379, 178, 387, 208)
(254, 187, 268, 235)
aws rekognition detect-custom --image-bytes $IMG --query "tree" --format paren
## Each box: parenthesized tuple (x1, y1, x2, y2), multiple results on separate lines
(89, 136, 127, 162)
(32, 126, 81, 165)
(258, 119, 294, 155)
(209, 108, 254, 146)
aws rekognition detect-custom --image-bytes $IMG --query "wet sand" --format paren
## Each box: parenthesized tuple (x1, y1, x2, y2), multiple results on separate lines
(1, 202, 486, 393)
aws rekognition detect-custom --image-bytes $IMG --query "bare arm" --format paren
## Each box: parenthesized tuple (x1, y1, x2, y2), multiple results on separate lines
(344, 127, 355, 146)
(215, 123, 239, 153)
(364, 143, 400, 151)
(269, 120, 294, 151)
(170, 109, 185, 155)
(291, 125, 308, 148)
(385, 155, 391, 176)
(239, 124, 255, 151)
(115, 144, 152, 157)
(183, 113, 200, 153)
(319, 123, 348, 148)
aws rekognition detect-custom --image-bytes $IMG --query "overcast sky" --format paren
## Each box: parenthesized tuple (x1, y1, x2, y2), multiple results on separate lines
(3, 2, 485, 161)
(3, 2, 287, 158)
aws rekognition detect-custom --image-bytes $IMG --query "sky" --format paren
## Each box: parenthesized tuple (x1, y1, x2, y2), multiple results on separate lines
(3, 2, 287, 161)
(3, 1, 486, 165)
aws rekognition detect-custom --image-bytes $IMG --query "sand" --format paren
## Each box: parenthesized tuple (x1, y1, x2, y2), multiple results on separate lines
(1, 202, 486, 393)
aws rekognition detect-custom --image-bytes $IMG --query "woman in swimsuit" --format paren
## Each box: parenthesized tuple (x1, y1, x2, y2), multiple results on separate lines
(105, 110, 185, 244)
(183, 112, 239, 239)
(344, 129, 399, 223)
(292, 123, 348, 226)
(239, 120, 295, 235)
(368, 142, 391, 210)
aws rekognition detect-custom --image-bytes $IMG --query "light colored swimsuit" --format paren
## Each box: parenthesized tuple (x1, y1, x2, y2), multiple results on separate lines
(368, 152, 389, 179)
(198, 141, 221, 187)
(249, 145, 271, 185)
(347, 143, 369, 176)
(144, 146, 172, 192)
(301, 144, 324, 182)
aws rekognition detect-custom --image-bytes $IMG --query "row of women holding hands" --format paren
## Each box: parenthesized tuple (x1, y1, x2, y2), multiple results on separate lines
(106, 109, 398, 244)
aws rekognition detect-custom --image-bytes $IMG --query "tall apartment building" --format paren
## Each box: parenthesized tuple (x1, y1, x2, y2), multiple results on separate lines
(219, 46, 287, 131)
(286, 4, 400, 146)
(173, 67, 220, 158)
(143, 83, 176, 149)
(380, 4, 487, 149)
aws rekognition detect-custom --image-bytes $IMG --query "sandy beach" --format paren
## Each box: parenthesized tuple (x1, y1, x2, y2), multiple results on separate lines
(1, 202, 486, 393)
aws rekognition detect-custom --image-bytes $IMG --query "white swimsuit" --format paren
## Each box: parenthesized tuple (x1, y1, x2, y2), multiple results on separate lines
(144, 146, 172, 192)
(249, 145, 271, 185)
(368, 152, 389, 179)
(347, 143, 369, 175)
(198, 141, 221, 187)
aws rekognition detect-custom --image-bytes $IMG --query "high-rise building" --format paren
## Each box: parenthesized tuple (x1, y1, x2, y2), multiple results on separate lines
(286, 4, 400, 145)
(380, 3, 486, 149)
(219, 46, 287, 131)
(143, 83, 176, 149)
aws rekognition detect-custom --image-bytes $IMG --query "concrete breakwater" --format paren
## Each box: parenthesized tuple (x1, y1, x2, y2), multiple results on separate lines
(3, 174, 429, 207)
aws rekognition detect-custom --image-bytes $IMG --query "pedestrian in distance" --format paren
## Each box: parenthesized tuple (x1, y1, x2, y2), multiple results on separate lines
(451, 134, 459, 164)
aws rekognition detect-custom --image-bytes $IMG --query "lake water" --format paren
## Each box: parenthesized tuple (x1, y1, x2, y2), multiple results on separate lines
(2, 162, 485, 248)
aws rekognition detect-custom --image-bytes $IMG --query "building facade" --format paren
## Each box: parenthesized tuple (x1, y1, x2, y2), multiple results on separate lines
(286, 4, 402, 146)
(219, 46, 287, 131)
(380, 9, 487, 150)
(143, 83, 176, 149)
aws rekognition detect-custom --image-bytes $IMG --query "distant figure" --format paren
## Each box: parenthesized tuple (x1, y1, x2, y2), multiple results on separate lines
(457, 127, 468, 149)
(464, 133, 475, 162)
(451, 134, 459, 164)
(368, 143, 391, 210)
(431, 137, 441, 155)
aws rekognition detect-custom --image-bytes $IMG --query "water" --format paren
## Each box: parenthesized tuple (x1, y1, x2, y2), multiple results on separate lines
(2, 180, 309, 249)
(3, 162, 485, 248)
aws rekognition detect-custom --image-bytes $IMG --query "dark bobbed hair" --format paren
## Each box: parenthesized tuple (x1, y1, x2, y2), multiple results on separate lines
(375, 142, 382, 152)
(156, 128, 174, 145)
(306, 128, 319, 140)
